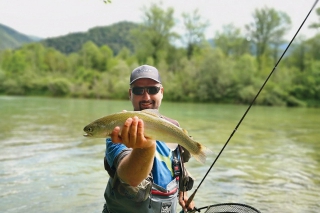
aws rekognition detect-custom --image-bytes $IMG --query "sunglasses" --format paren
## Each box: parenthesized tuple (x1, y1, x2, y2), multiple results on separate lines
(131, 86, 161, 95)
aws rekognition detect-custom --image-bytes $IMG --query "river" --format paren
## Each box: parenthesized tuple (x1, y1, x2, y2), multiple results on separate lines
(0, 96, 319, 213)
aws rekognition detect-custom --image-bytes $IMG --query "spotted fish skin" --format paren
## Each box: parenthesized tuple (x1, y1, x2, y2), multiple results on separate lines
(83, 109, 211, 163)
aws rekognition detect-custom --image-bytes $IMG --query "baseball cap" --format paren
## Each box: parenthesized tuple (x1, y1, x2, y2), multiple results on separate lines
(130, 65, 162, 84)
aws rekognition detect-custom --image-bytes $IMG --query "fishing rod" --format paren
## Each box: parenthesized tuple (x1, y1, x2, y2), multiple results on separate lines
(186, 0, 319, 210)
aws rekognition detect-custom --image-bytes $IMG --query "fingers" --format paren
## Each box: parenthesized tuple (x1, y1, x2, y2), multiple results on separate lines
(110, 115, 134, 144)
(129, 117, 139, 144)
(179, 192, 195, 212)
(114, 116, 152, 149)
(186, 200, 195, 211)
(120, 117, 133, 145)
(120, 116, 141, 148)
(137, 118, 144, 139)
(110, 126, 121, 143)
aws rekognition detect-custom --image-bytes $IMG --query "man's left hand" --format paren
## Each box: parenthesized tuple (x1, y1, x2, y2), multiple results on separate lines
(179, 191, 195, 212)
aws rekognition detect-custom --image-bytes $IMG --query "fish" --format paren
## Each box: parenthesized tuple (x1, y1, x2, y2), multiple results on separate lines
(83, 109, 211, 164)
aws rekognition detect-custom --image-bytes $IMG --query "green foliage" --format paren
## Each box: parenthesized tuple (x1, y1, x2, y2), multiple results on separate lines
(181, 9, 210, 59)
(289, 60, 320, 107)
(78, 41, 106, 70)
(0, 4, 319, 107)
(131, 3, 178, 65)
(309, 7, 320, 29)
(41, 21, 138, 55)
(305, 34, 320, 60)
(0, 23, 37, 51)
(48, 78, 72, 96)
(214, 24, 250, 58)
(245, 7, 291, 70)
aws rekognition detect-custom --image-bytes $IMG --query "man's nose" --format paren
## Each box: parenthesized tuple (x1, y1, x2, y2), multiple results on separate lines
(142, 89, 151, 99)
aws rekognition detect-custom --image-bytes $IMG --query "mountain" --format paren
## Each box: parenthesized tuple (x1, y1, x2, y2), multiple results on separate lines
(0, 21, 139, 55)
(41, 21, 139, 55)
(0, 23, 41, 51)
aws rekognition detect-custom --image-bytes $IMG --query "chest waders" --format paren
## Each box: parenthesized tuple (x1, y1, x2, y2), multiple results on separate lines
(102, 116, 194, 213)
(102, 145, 194, 213)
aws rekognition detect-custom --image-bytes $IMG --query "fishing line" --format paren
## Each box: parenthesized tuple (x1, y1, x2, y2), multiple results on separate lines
(186, 0, 319, 208)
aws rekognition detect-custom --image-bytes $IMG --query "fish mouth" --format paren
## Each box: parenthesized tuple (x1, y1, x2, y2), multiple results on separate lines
(83, 132, 92, 137)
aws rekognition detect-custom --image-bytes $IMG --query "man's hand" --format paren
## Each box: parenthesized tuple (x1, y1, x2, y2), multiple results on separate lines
(111, 116, 155, 149)
(179, 191, 195, 212)
(111, 116, 156, 186)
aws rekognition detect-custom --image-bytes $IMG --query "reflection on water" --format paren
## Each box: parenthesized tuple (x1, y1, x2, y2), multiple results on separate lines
(0, 96, 319, 213)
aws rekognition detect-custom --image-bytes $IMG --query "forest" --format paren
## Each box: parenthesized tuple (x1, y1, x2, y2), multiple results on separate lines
(0, 4, 320, 107)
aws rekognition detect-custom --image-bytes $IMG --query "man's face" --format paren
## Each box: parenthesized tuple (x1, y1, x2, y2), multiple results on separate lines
(129, 78, 163, 111)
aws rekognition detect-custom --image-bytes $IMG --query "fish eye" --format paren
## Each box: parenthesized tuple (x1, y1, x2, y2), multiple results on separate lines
(84, 126, 93, 132)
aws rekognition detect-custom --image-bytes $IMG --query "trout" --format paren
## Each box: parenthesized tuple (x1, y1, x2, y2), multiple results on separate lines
(83, 109, 210, 164)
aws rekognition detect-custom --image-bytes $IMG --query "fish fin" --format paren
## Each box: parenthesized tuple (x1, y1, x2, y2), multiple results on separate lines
(141, 109, 161, 117)
(192, 143, 213, 164)
(182, 128, 189, 135)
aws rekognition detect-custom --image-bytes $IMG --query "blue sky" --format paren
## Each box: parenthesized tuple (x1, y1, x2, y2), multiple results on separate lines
(0, 0, 319, 40)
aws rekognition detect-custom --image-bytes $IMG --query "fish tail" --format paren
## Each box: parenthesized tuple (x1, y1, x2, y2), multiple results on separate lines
(192, 143, 213, 164)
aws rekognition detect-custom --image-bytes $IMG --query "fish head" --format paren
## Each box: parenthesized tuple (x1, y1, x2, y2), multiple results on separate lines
(83, 121, 111, 138)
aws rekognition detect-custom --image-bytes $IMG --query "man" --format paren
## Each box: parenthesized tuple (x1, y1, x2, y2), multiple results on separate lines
(102, 65, 195, 213)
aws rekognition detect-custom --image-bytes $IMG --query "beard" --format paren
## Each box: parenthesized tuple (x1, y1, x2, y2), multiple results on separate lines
(139, 100, 155, 110)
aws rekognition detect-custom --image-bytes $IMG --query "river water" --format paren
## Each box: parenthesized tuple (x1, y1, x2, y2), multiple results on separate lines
(0, 96, 319, 213)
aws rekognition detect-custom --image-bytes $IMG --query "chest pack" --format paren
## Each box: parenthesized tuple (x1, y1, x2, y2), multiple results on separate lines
(103, 145, 194, 213)
(103, 144, 193, 193)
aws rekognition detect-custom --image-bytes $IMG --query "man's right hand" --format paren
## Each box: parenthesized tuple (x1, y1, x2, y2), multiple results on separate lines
(111, 116, 156, 187)
(110, 116, 155, 149)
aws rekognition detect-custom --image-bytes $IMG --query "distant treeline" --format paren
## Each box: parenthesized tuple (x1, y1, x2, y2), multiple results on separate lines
(41, 21, 138, 55)
(0, 4, 320, 107)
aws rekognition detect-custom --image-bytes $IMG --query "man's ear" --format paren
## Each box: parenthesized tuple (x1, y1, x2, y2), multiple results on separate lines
(128, 89, 132, 100)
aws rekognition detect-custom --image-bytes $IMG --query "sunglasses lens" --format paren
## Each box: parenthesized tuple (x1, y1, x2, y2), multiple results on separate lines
(147, 87, 160, 95)
(132, 87, 145, 95)
(132, 86, 160, 95)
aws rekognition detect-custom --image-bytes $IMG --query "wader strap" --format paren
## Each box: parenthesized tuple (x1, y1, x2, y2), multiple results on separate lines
(172, 147, 181, 179)
(174, 145, 194, 192)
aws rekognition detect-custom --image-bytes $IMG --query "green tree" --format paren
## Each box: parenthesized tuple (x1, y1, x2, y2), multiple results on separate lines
(131, 3, 178, 65)
(181, 9, 209, 59)
(116, 47, 136, 65)
(1, 49, 28, 76)
(286, 36, 308, 72)
(100, 45, 117, 71)
(305, 34, 320, 60)
(290, 66, 318, 103)
(43, 47, 68, 73)
(196, 48, 234, 102)
(78, 41, 105, 71)
(245, 7, 291, 70)
(48, 78, 72, 96)
(232, 54, 258, 103)
(21, 43, 47, 73)
(214, 24, 250, 58)
(309, 7, 320, 30)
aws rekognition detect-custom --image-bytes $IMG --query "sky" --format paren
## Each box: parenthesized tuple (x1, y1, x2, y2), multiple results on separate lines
(0, 0, 319, 40)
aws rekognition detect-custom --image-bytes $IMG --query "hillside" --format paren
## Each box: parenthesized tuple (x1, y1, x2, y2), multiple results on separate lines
(0, 23, 41, 51)
(41, 21, 139, 55)
(0, 21, 139, 55)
